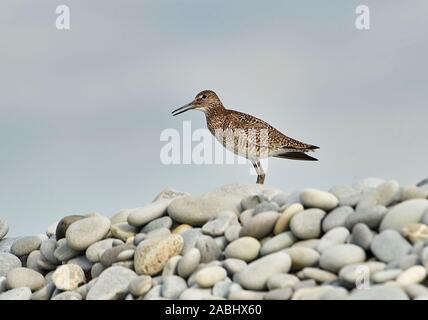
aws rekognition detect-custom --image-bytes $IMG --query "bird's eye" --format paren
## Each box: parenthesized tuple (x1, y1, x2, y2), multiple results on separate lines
(198, 95, 207, 100)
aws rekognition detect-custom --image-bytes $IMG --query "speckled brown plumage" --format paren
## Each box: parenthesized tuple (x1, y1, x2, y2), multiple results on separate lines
(172, 90, 319, 184)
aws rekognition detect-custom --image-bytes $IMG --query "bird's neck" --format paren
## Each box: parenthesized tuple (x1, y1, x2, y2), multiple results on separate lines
(205, 104, 226, 133)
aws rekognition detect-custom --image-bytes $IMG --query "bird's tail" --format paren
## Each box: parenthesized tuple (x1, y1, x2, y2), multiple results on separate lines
(274, 151, 318, 161)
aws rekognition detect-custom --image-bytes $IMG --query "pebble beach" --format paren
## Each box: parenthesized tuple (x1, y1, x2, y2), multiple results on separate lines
(1, 178, 428, 300)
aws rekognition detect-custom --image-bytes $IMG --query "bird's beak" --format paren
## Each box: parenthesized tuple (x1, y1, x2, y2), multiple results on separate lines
(172, 101, 196, 116)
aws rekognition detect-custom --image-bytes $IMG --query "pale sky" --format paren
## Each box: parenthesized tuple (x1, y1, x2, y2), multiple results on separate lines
(1, 1, 427, 236)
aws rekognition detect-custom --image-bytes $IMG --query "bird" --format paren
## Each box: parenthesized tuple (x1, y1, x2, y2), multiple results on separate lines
(172, 90, 319, 184)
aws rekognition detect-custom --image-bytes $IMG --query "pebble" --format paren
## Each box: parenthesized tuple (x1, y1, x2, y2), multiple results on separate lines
(127, 199, 170, 227)
(350, 223, 373, 250)
(321, 206, 353, 232)
(177, 248, 201, 278)
(396, 265, 427, 286)
(235, 252, 291, 290)
(128, 275, 152, 297)
(329, 184, 361, 207)
(10, 236, 42, 257)
(345, 205, 387, 230)
(0, 287, 32, 300)
(213, 280, 232, 298)
(228, 289, 265, 300)
(380, 199, 428, 231)
(320, 287, 349, 300)
(405, 284, 428, 299)
(0, 252, 22, 277)
(110, 209, 131, 225)
(400, 185, 428, 201)
(239, 209, 254, 225)
(271, 192, 289, 207)
(371, 269, 402, 283)
(388, 254, 419, 270)
(319, 244, 366, 272)
(179, 288, 213, 300)
(162, 275, 187, 299)
(6, 267, 45, 291)
(134, 234, 183, 275)
(40, 238, 59, 265)
(273, 203, 304, 235)
(264, 288, 293, 300)
(65, 216, 111, 250)
(260, 232, 296, 256)
(52, 291, 82, 300)
(110, 223, 137, 242)
(299, 267, 337, 283)
(239, 211, 279, 240)
(91, 263, 105, 278)
(162, 255, 182, 277)
(223, 258, 247, 275)
(267, 273, 300, 290)
(401, 223, 428, 244)
(143, 284, 162, 299)
(180, 228, 203, 254)
(356, 180, 399, 209)
(317, 227, 350, 253)
(0, 219, 8, 240)
(31, 282, 56, 300)
(55, 215, 84, 240)
(347, 284, 408, 300)
(195, 235, 222, 263)
(370, 230, 411, 262)
(284, 247, 320, 270)
(253, 201, 280, 214)
(141, 217, 173, 233)
(195, 266, 227, 288)
(240, 195, 262, 211)
(224, 237, 260, 262)
(202, 211, 237, 236)
(290, 209, 326, 239)
(52, 264, 86, 290)
(54, 240, 81, 261)
(300, 189, 338, 211)
(339, 262, 385, 285)
(224, 224, 241, 242)
(86, 266, 137, 300)
(100, 244, 135, 267)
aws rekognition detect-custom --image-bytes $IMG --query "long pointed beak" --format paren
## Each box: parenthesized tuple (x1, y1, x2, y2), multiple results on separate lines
(172, 101, 196, 116)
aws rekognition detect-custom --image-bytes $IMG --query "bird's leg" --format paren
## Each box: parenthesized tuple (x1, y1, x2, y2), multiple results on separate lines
(252, 160, 265, 184)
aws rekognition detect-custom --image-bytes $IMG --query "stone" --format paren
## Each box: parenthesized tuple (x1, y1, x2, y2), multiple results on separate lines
(177, 248, 201, 278)
(239, 209, 255, 225)
(356, 180, 400, 210)
(10, 235, 42, 257)
(329, 184, 361, 207)
(0, 237, 16, 253)
(110, 223, 137, 242)
(65, 216, 111, 251)
(202, 211, 237, 237)
(40, 238, 59, 265)
(31, 282, 56, 300)
(153, 187, 190, 201)
(396, 265, 427, 286)
(86, 239, 116, 263)
(223, 259, 247, 275)
(401, 223, 428, 244)
(400, 185, 428, 201)
(290, 209, 326, 239)
(162, 255, 182, 277)
(322, 206, 353, 232)
(52, 264, 86, 290)
(267, 273, 300, 290)
(100, 244, 135, 267)
(253, 201, 280, 214)
(284, 247, 320, 270)
(134, 234, 183, 275)
(224, 225, 241, 242)
(273, 203, 304, 235)
(52, 291, 82, 300)
(350, 223, 373, 250)
(271, 193, 290, 207)
(195, 236, 222, 263)
(228, 289, 265, 300)
(299, 267, 337, 283)
(292, 286, 334, 300)
(53, 240, 81, 262)
(143, 284, 162, 299)
(195, 266, 227, 288)
(264, 288, 293, 300)
(86, 266, 137, 300)
(127, 199, 170, 227)
(0, 252, 22, 277)
(317, 227, 350, 253)
(339, 262, 385, 285)
(300, 189, 338, 211)
(55, 215, 84, 240)
(128, 275, 153, 297)
(213, 280, 232, 298)
(0, 219, 8, 240)
(91, 263, 105, 278)
(405, 284, 428, 299)
(380, 199, 428, 231)
(319, 287, 349, 300)
(68, 256, 93, 272)
(179, 288, 213, 300)
(260, 231, 297, 256)
(319, 244, 366, 272)
(168, 184, 263, 226)
(141, 217, 173, 233)
(240, 195, 262, 211)
(239, 211, 279, 240)
(370, 230, 411, 263)
(345, 205, 387, 230)
(162, 275, 187, 299)
(0, 287, 32, 300)
(347, 284, 408, 300)
(6, 267, 45, 291)
(224, 237, 260, 262)
(235, 252, 291, 290)
(353, 177, 385, 193)
(371, 269, 402, 283)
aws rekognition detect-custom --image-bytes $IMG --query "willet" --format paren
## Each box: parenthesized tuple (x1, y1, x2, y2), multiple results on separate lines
(172, 90, 319, 184)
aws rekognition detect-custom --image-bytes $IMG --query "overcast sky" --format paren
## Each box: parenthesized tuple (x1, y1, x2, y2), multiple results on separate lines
(1, 1, 427, 236)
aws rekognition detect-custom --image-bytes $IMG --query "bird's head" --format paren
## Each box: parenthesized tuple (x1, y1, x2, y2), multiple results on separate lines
(172, 90, 224, 116)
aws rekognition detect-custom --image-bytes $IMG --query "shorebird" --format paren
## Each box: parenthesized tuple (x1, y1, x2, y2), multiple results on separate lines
(172, 90, 319, 184)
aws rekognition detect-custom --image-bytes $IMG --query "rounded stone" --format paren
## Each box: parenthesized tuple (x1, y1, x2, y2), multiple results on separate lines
(55, 215, 85, 240)
(100, 244, 136, 267)
(0, 219, 8, 240)
(265, 288, 293, 300)
(10, 236, 42, 257)
(345, 205, 387, 230)
(329, 184, 361, 207)
(370, 230, 411, 263)
(380, 199, 428, 231)
(253, 201, 280, 214)
(40, 238, 59, 265)
(177, 248, 201, 278)
(284, 247, 320, 270)
(162, 255, 182, 277)
(110, 209, 131, 225)
(224, 225, 241, 242)
(290, 209, 326, 239)
(317, 227, 350, 253)
(195, 266, 227, 288)
(52, 291, 82, 300)
(110, 223, 137, 242)
(240, 195, 262, 211)
(134, 234, 184, 276)
(223, 258, 247, 275)
(339, 262, 385, 284)
(127, 199, 170, 227)
(347, 284, 408, 300)
(141, 216, 173, 233)
(267, 273, 300, 290)
(6, 267, 45, 291)
(396, 265, 427, 286)
(0, 252, 22, 277)
(162, 275, 188, 299)
(202, 212, 237, 236)
(400, 185, 428, 201)
(53, 240, 80, 262)
(85, 239, 116, 263)
(224, 237, 260, 262)
(195, 236, 222, 263)
(273, 203, 304, 235)
(260, 231, 297, 256)
(128, 275, 153, 297)
(239, 211, 279, 240)
(235, 252, 291, 290)
(322, 206, 353, 232)
(319, 244, 366, 272)
(350, 223, 373, 250)
(65, 216, 111, 251)
(371, 269, 402, 283)
(300, 189, 338, 211)
(401, 223, 428, 244)
(299, 267, 337, 283)
(52, 264, 86, 290)
(356, 180, 400, 209)
(0, 287, 32, 300)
